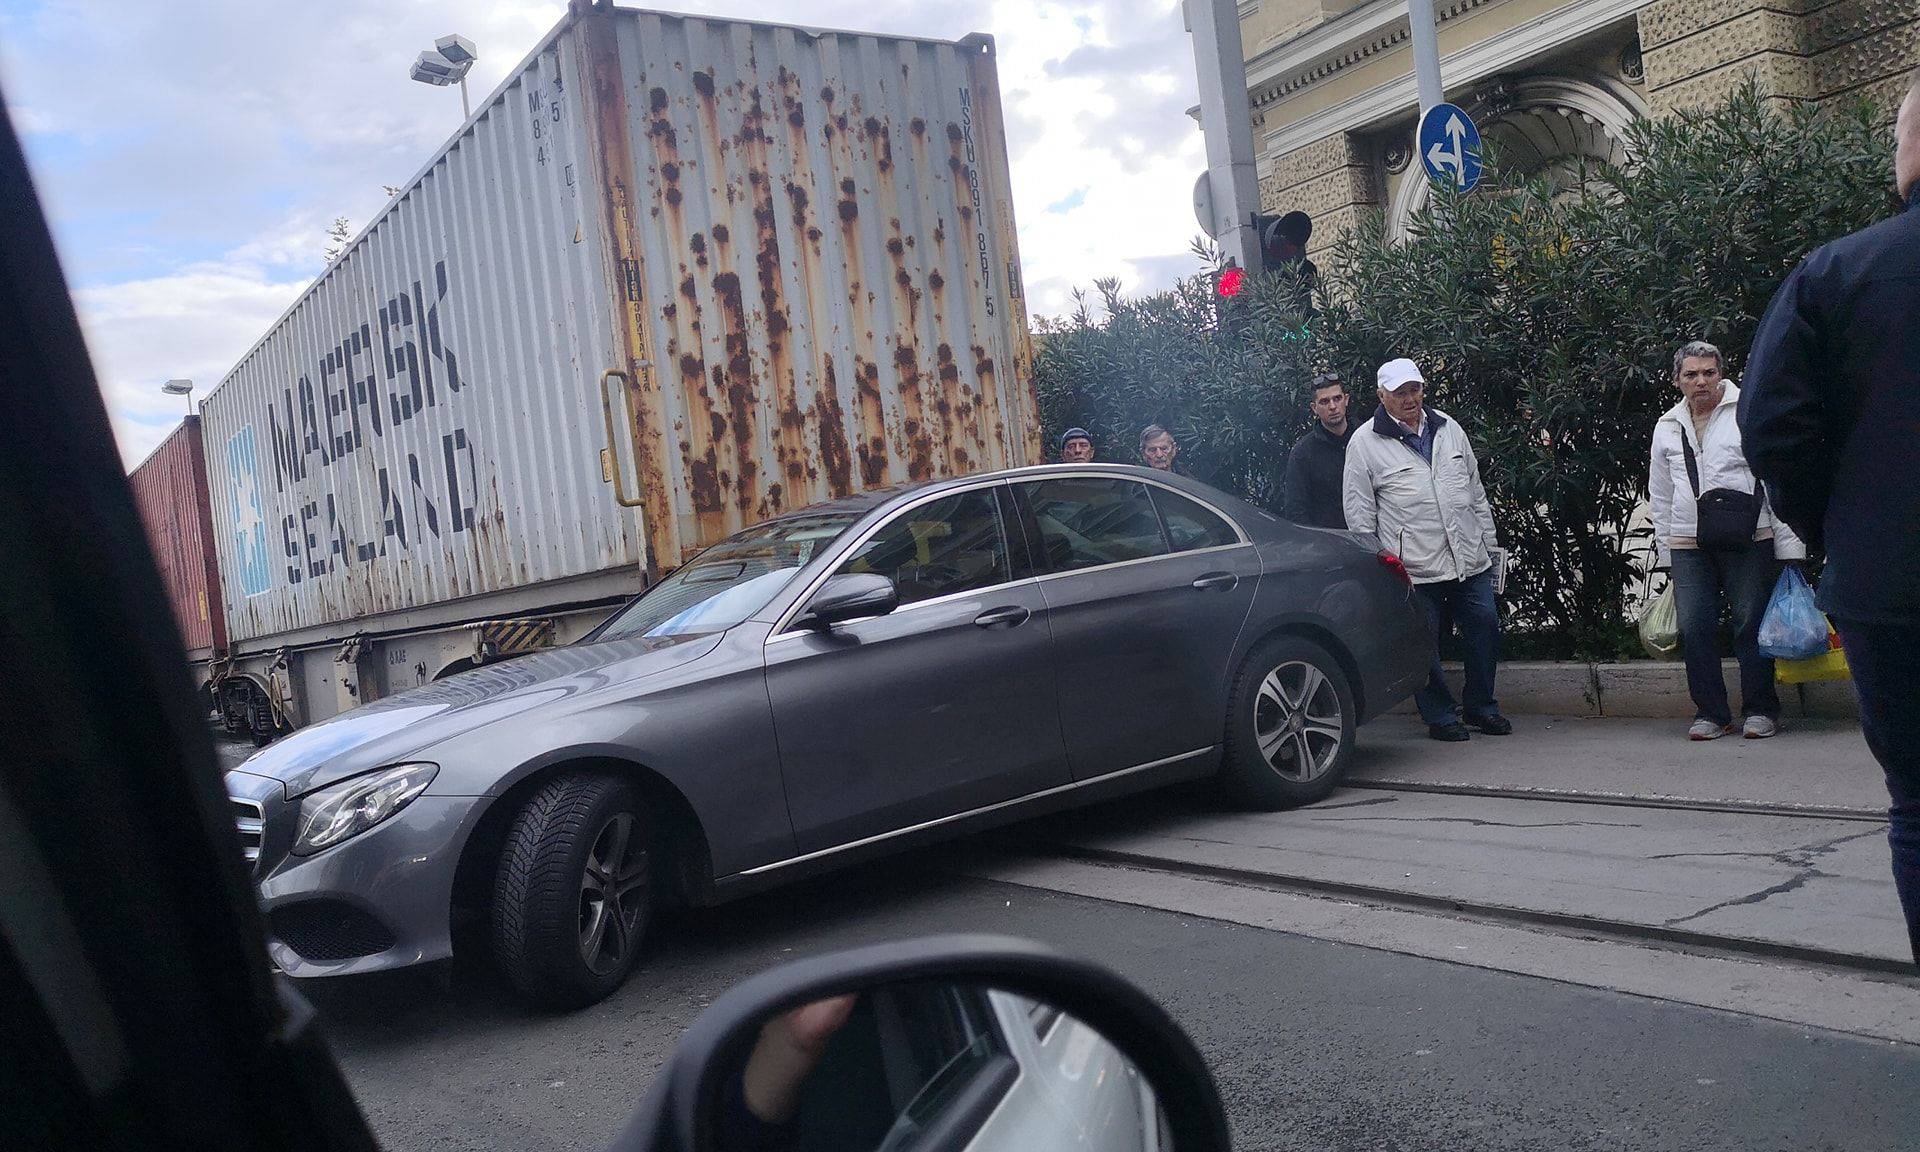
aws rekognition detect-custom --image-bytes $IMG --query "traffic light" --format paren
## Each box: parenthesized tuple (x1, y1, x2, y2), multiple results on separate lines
(1213, 258, 1249, 341)
(1252, 211, 1313, 267)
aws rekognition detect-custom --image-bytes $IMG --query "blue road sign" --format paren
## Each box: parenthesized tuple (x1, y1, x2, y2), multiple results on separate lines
(1418, 102, 1483, 193)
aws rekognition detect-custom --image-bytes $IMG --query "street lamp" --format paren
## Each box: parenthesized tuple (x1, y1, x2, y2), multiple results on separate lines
(409, 33, 478, 119)
(161, 378, 194, 415)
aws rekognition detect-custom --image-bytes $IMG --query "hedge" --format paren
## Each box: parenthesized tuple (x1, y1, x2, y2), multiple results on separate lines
(1034, 86, 1897, 658)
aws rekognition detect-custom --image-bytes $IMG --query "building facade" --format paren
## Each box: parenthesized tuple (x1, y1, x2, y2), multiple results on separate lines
(1242, 0, 1920, 262)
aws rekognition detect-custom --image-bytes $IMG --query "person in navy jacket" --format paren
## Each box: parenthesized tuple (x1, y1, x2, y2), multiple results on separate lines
(1739, 71, 1920, 965)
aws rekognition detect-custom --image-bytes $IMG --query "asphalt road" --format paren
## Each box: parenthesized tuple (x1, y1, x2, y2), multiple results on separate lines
(308, 853, 1920, 1152)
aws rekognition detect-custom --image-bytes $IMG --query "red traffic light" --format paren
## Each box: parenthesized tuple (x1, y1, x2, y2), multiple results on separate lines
(1217, 266, 1245, 298)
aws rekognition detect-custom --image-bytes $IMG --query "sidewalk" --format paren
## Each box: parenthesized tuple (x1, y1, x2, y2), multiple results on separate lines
(1008, 714, 1907, 968)
(1352, 713, 1888, 816)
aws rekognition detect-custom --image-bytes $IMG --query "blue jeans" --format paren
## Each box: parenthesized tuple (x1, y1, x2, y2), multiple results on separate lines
(1413, 566, 1499, 726)
(1831, 619, 1920, 966)
(1669, 546, 1780, 726)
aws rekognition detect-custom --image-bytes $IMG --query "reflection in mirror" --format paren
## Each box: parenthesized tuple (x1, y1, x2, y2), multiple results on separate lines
(713, 981, 1173, 1152)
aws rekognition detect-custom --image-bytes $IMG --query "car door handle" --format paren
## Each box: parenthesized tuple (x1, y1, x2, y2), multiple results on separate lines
(1191, 573, 1238, 591)
(973, 605, 1031, 629)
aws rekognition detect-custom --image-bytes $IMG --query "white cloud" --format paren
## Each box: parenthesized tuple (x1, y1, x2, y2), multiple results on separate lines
(78, 260, 310, 467)
(5, 0, 1210, 464)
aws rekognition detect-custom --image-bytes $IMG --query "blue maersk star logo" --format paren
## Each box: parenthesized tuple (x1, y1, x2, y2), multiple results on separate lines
(227, 426, 273, 596)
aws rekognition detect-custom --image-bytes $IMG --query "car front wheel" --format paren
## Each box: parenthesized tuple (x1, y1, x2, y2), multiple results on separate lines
(1219, 636, 1356, 809)
(490, 772, 652, 1009)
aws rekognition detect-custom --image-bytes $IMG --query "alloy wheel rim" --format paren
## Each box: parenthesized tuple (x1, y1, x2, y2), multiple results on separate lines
(578, 812, 647, 975)
(1254, 661, 1344, 782)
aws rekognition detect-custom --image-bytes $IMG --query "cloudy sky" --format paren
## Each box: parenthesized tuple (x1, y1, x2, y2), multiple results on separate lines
(0, 0, 1208, 468)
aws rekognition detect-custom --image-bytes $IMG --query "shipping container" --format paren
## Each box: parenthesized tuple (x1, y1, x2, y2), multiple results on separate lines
(198, 2, 1039, 735)
(127, 417, 227, 661)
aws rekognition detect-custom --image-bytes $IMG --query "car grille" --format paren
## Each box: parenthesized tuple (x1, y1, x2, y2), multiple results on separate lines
(230, 797, 264, 865)
(269, 901, 397, 962)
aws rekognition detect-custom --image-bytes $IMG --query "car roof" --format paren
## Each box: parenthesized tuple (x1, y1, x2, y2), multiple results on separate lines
(764, 463, 1239, 527)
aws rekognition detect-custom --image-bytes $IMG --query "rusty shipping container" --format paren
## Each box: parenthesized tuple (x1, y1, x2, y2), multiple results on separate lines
(127, 416, 228, 661)
(200, 1, 1040, 657)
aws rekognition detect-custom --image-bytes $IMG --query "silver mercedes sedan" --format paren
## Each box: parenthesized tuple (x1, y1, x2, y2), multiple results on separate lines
(226, 465, 1429, 1007)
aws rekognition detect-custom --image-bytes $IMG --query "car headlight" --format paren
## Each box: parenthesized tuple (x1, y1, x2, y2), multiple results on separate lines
(293, 763, 439, 856)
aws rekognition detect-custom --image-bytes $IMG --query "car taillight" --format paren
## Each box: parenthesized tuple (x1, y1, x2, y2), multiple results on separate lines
(1377, 551, 1411, 587)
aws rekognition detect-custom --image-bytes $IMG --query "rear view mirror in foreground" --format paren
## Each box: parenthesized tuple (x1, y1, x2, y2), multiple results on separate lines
(612, 935, 1229, 1152)
(796, 572, 899, 630)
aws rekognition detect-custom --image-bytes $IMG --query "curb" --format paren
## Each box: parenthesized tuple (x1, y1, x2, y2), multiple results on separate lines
(1389, 660, 1860, 720)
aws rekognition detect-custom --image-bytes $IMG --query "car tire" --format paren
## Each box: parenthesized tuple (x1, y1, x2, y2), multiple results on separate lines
(491, 772, 652, 1009)
(1219, 636, 1356, 810)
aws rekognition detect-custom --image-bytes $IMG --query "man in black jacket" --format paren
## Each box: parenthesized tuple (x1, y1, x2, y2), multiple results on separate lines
(1283, 372, 1355, 528)
(1739, 71, 1920, 965)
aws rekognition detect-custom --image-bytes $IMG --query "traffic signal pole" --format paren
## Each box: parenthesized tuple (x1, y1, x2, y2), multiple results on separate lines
(1185, 0, 1263, 277)
(1407, 0, 1445, 112)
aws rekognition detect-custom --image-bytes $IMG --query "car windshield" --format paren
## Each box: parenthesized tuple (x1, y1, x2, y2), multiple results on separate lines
(585, 510, 864, 645)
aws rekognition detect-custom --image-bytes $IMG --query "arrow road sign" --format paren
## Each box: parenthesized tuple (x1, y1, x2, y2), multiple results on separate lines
(1418, 102, 1483, 193)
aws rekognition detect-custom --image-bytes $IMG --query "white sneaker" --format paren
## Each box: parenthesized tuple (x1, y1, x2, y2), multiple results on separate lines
(1743, 715, 1778, 739)
(1688, 718, 1732, 741)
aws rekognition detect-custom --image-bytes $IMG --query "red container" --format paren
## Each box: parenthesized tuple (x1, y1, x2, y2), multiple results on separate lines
(128, 416, 227, 660)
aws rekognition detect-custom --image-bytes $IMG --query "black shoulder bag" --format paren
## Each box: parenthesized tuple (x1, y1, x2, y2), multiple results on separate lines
(1680, 431, 1762, 550)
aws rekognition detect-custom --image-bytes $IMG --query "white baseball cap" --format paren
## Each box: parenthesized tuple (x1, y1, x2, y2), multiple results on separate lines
(1376, 358, 1425, 393)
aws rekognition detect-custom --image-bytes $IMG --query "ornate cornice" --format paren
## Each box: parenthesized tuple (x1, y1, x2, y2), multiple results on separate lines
(1248, 0, 1504, 108)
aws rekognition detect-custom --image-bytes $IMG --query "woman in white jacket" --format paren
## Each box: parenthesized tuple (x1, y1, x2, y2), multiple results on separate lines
(1649, 341, 1805, 741)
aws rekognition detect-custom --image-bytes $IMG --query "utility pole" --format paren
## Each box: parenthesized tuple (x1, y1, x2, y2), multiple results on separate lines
(1185, 0, 1263, 276)
(1407, 0, 1444, 113)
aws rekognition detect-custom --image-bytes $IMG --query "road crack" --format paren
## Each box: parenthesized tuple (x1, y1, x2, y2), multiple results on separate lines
(1665, 870, 1828, 926)
(1307, 815, 1641, 829)
(1658, 827, 1882, 927)
(1649, 826, 1883, 867)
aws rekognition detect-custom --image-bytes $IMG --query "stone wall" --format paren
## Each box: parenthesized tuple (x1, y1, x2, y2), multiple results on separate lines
(1256, 133, 1382, 262)
(1639, 0, 1919, 117)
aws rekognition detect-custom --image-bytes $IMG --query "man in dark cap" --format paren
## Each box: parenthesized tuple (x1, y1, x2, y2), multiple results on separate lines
(1058, 427, 1095, 463)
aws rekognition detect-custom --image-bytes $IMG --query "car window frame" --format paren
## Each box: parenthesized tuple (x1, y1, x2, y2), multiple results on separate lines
(1011, 471, 1251, 580)
(827, 486, 1016, 612)
(766, 479, 1028, 642)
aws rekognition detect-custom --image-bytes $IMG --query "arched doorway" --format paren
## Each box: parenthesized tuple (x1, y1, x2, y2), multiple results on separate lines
(1385, 73, 1651, 240)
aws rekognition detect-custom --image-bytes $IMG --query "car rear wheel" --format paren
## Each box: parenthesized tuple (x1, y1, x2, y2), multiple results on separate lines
(1219, 636, 1355, 809)
(491, 772, 651, 1009)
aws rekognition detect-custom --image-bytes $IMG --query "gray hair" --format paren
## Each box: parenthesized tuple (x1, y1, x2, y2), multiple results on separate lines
(1672, 340, 1723, 378)
(1138, 424, 1174, 450)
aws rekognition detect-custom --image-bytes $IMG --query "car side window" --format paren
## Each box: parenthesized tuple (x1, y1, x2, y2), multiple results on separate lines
(785, 983, 1011, 1150)
(1152, 488, 1241, 552)
(834, 488, 1011, 607)
(880, 985, 1008, 1141)
(1018, 476, 1170, 573)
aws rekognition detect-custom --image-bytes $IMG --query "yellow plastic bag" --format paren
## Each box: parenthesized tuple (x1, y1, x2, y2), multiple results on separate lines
(1638, 583, 1681, 661)
(1777, 620, 1851, 684)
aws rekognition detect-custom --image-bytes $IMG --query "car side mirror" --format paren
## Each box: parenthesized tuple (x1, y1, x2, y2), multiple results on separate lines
(795, 572, 898, 630)
(609, 935, 1230, 1152)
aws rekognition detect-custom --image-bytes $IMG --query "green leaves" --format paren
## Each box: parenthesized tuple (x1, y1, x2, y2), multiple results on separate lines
(1033, 84, 1895, 657)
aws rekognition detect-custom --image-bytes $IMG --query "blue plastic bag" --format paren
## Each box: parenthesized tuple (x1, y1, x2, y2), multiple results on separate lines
(1758, 567, 1827, 661)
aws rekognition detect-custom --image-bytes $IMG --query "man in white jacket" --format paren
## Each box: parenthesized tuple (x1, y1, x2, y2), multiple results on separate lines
(1649, 341, 1805, 741)
(1345, 358, 1509, 742)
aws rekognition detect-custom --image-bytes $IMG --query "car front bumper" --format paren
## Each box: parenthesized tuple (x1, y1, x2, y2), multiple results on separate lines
(227, 768, 481, 978)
